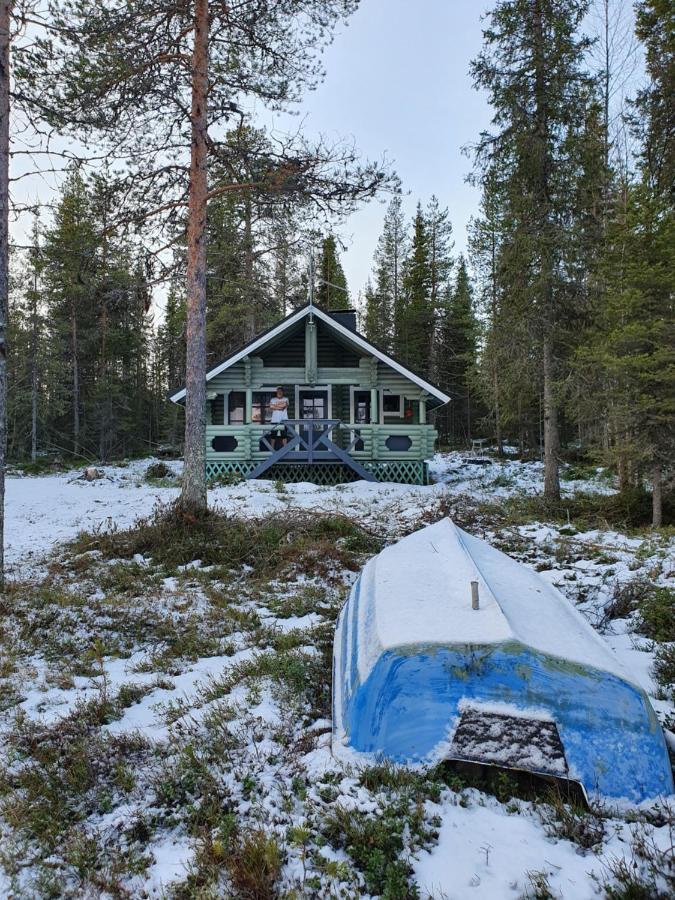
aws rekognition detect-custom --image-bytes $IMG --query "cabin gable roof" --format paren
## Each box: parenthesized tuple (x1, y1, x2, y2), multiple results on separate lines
(168, 303, 450, 405)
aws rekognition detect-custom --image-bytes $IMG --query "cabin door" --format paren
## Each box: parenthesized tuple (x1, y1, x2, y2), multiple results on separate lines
(298, 388, 329, 420)
(297, 388, 330, 449)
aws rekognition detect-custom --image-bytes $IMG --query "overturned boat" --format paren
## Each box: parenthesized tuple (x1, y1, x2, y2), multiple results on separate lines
(333, 519, 674, 804)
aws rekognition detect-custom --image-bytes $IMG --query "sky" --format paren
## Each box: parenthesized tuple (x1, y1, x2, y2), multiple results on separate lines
(12, 0, 639, 314)
(261, 0, 494, 302)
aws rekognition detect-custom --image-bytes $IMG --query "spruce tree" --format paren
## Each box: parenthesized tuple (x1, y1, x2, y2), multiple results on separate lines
(42, 169, 99, 456)
(369, 194, 408, 352)
(317, 235, 349, 309)
(363, 279, 380, 343)
(471, 0, 595, 497)
(468, 168, 507, 454)
(399, 203, 433, 376)
(426, 196, 454, 314)
(436, 256, 479, 444)
(575, 0, 674, 526)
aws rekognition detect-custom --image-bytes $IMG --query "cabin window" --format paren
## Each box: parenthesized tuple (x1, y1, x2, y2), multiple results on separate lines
(381, 393, 404, 417)
(252, 391, 276, 424)
(351, 389, 371, 424)
(228, 392, 245, 425)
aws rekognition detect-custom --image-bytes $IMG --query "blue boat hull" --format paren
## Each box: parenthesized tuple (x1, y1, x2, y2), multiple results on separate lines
(334, 614, 674, 804)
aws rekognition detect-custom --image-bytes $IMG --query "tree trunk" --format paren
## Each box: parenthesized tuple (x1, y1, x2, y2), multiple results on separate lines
(30, 261, 38, 463)
(489, 222, 503, 456)
(99, 302, 108, 461)
(652, 462, 662, 529)
(532, 0, 560, 500)
(0, 0, 8, 589)
(30, 313, 38, 463)
(71, 305, 80, 455)
(243, 195, 255, 340)
(492, 365, 502, 455)
(180, 0, 208, 512)
(543, 336, 560, 500)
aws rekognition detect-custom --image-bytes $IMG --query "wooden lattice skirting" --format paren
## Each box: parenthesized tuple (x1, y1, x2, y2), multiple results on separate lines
(206, 460, 429, 486)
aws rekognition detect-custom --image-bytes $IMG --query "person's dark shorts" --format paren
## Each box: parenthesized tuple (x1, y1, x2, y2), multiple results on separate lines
(272, 425, 287, 449)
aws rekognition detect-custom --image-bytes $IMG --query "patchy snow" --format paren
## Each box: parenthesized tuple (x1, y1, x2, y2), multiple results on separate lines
(415, 791, 630, 900)
(5, 452, 617, 578)
(142, 832, 194, 892)
(1, 452, 673, 897)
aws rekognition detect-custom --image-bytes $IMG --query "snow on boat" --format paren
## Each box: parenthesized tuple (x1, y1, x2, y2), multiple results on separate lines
(332, 518, 674, 804)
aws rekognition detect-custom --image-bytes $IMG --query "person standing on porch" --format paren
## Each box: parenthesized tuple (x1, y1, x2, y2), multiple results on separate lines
(270, 386, 289, 448)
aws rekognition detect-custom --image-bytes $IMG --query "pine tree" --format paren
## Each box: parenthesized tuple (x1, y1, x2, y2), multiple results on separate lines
(269, 211, 306, 318)
(316, 235, 349, 309)
(37, 0, 386, 512)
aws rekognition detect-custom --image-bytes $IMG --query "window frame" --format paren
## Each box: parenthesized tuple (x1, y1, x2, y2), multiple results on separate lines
(380, 390, 404, 418)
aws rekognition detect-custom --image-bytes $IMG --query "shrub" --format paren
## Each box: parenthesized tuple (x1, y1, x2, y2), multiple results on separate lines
(652, 645, 675, 698)
(636, 587, 675, 642)
(227, 829, 282, 900)
(210, 470, 244, 486)
(538, 790, 605, 850)
(69, 505, 380, 578)
(600, 810, 675, 899)
(492, 487, 674, 530)
(603, 578, 653, 623)
(322, 790, 437, 899)
(145, 461, 174, 481)
(323, 804, 413, 898)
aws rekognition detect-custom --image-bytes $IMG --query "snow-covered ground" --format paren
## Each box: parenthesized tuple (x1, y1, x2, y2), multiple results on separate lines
(4, 453, 613, 575)
(0, 454, 673, 898)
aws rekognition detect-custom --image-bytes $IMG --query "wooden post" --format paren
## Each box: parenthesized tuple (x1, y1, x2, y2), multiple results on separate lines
(370, 388, 379, 424)
(245, 388, 253, 425)
(305, 316, 317, 384)
(370, 387, 379, 461)
(419, 397, 426, 424)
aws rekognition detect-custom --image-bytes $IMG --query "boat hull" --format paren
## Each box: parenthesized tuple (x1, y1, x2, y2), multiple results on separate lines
(333, 581, 674, 804)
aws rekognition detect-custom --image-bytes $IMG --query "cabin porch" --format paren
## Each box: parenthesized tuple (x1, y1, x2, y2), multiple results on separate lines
(205, 417, 437, 485)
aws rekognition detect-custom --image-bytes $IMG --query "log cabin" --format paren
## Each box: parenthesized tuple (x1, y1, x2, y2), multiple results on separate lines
(169, 302, 450, 485)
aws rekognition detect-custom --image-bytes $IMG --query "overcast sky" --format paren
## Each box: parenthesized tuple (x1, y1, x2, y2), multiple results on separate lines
(271, 0, 495, 302)
(14, 0, 639, 314)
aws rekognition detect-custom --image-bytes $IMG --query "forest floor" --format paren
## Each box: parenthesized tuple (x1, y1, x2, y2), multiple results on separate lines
(0, 454, 673, 899)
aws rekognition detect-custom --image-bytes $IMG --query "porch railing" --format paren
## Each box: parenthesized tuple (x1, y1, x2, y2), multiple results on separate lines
(246, 419, 375, 481)
(205, 421, 437, 464)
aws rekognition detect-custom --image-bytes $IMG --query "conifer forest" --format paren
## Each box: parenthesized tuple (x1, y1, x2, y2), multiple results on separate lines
(5, 0, 672, 526)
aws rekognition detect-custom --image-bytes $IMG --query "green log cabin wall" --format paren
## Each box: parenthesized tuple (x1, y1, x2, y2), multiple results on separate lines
(204, 316, 438, 479)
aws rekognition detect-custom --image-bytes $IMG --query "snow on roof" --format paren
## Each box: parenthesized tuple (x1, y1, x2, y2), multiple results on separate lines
(168, 303, 451, 405)
(357, 518, 632, 686)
